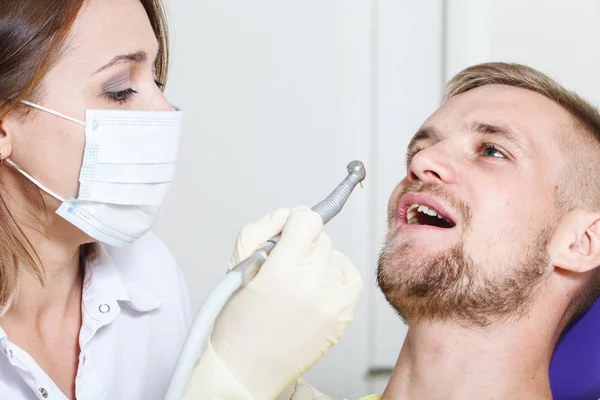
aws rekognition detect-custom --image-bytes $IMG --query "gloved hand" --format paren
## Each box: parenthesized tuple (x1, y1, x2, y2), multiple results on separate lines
(274, 379, 334, 400)
(183, 206, 363, 399)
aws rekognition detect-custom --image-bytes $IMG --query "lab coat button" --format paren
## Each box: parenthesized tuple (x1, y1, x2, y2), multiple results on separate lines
(99, 303, 110, 313)
(39, 387, 48, 398)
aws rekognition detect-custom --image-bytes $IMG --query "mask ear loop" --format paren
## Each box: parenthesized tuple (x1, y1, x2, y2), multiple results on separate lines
(20, 100, 86, 126)
(9, 100, 79, 203)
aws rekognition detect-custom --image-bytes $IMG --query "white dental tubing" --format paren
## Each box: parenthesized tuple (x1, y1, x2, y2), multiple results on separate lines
(164, 161, 366, 400)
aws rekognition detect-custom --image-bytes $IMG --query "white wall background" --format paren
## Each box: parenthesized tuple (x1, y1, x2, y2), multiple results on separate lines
(154, 1, 600, 398)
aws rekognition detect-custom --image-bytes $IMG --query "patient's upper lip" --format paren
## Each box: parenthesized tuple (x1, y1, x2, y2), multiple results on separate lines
(396, 192, 458, 227)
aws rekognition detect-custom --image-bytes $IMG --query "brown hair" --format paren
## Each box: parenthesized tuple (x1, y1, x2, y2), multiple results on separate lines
(444, 62, 600, 332)
(0, 0, 170, 311)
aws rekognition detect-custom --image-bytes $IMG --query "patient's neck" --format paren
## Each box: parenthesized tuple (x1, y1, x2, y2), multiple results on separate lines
(382, 319, 554, 400)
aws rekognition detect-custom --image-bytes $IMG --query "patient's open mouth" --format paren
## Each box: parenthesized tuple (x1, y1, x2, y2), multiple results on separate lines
(405, 203, 455, 228)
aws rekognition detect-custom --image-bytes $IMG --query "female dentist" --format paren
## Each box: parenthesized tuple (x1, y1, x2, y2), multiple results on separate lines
(0, 0, 362, 399)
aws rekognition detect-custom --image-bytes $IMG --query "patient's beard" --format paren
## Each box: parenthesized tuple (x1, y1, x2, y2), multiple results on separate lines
(376, 229, 552, 327)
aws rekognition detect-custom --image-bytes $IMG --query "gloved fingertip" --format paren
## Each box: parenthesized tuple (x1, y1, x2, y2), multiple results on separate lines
(249, 208, 290, 239)
(260, 207, 288, 223)
(270, 208, 291, 227)
(269, 208, 323, 262)
(279, 211, 323, 248)
(228, 208, 291, 269)
(285, 207, 323, 235)
(290, 205, 311, 213)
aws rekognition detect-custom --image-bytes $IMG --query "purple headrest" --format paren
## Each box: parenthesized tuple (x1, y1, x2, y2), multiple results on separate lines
(550, 298, 600, 399)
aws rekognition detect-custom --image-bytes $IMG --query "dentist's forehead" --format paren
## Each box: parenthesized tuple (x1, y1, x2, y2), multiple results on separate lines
(60, 0, 158, 77)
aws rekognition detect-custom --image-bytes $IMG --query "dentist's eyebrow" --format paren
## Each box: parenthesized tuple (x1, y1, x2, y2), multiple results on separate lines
(93, 51, 148, 76)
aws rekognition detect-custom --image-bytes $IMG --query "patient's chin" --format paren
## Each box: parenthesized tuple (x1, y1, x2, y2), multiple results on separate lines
(376, 240, 548, 327)
(377, 244, 471, 322)
(385, 232, 456, 263)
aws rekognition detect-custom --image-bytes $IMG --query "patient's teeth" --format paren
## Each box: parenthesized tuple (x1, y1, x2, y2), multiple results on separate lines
(405, 203, 454, 226)
(406, 204, 419, 224)
(417, 204, 440, 217)
(404, 201, 454, 226)
(407, 209, 417, 223)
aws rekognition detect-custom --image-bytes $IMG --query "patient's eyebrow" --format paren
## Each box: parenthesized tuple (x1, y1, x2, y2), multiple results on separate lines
(405, 121, 529, 168)
(407, 126, 440, 151)
(468, 121, 528, 154)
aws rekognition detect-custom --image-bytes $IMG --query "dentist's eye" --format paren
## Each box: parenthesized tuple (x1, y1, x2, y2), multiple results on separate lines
(104, 88, 138, 104)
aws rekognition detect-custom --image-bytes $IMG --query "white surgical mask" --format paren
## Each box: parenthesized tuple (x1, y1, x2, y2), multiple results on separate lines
(11, 100, 183, 247)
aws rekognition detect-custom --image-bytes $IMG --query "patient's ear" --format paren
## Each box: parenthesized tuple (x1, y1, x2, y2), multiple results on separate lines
(550, 210, 600, 273)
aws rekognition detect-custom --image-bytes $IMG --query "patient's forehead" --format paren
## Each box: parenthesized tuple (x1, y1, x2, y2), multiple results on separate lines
(424, 84, 573, 159)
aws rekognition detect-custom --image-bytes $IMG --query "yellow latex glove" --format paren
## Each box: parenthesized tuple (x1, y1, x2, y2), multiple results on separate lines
(183, 206, 363, 399)
(276, 380, 383, 400)
(275, 379, 334, 400)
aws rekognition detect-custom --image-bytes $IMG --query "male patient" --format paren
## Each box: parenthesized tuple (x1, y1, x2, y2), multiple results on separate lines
(285, 62, 600, 399)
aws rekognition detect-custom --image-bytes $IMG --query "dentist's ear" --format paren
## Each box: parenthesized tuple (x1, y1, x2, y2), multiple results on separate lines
(0, 116, 15, 160)
(550, 210, 600, 273)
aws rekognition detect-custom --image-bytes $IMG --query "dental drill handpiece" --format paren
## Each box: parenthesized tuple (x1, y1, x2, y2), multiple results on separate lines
(232, 160, 367, 286)
(164, 161, 366, 400)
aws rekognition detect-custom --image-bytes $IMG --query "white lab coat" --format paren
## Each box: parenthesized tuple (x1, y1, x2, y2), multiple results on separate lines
(0, 232, 192, 400)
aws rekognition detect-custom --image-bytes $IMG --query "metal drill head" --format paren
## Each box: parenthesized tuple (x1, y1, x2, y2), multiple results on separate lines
(346, 160, 366, 182)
